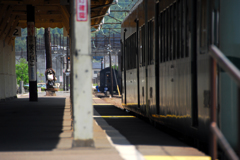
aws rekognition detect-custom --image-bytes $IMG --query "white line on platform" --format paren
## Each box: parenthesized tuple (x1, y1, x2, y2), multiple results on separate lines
(94, 109, 145, 160)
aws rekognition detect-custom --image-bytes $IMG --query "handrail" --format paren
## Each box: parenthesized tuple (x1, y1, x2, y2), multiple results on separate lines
(211, 122, 239, 160)
(209, 45, 240, 86)
(209, 44, 240, 160)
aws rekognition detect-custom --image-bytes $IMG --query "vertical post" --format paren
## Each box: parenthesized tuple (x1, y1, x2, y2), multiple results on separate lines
(71, 0, 93, 147)
(27, 5, 38, 101)
(66, 37, 69, 91)
(123, 29, 127, 104)
(238, 88, 240, 156)
(104, 53, 106, 68)
(60, 34, 61, 52)
(109, 32, 113, 97)
(101, 58, 103, 70)
(63, 36, 66, 91)
(115, 52, 117, 68)
(109, 52, 113, 97)
(144, 0, 149, 115)
(45, 28, 52, 69)
(210, 57, 217, 160)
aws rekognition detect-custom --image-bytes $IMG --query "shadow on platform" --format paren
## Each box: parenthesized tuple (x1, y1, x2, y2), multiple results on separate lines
(94, 105, 186, 147)
(0, 97, 66, 151)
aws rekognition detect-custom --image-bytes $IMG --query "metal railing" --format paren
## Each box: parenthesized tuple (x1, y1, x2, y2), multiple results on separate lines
(209, 45, 240, 160)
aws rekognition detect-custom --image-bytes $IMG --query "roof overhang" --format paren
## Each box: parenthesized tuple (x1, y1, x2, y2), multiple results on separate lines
(0, 0, 113, 37)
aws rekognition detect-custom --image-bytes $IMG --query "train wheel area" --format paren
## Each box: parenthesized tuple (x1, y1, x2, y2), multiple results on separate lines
(93, 94, 211, 160)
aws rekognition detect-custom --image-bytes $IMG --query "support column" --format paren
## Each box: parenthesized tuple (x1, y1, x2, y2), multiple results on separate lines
(71, 0, 93, 147)
(45, 28, 52, 69)
(27, 5, 37, 101)
(66, 37, 69, 91)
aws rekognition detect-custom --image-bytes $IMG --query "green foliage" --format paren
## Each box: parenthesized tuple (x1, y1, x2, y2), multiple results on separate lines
(24, 86, 29, 91)
(16, 58, 29, 85)
(15, 28, 63, 52)
(112, 65, 118, 70)
(37, 72, 45, 83)
(91, 0, 138, 36)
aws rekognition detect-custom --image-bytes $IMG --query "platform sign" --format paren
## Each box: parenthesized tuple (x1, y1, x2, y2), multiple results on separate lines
(59, 76, 63, 82)
(12, 27, 21, 37)
(76, 0, 88, 21)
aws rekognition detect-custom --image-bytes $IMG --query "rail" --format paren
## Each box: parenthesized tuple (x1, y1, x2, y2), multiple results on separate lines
(209, 45, 240, 160)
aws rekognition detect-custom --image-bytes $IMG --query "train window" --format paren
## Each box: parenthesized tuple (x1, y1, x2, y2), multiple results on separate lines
(159, 13, 162, 63)
(134, 33, 137, 68)
(126, 33, 137, 70)
(132, 33, 137, 69)
(161, 12, 165, 62)
(128, 35, 131, 69)
(177, 0, 181, 59)
(181, 0, 184, 58)
(127, 38, 130, 70)
(148, 20, 154, 65)
(170, 6, 173, 61)
(131, 35, 133, 68)
(139, 28, 142, 65)
(173, 3, 177, 60)
(200, 0, 207, 54)
(125, 38, 127, 70)
(129, 37, 131, 69)
(121, 40, 124, 71)
(124, 39, 126, 70)
(142, 25, 145, 66)
(150, 87, 153, 98)
(165, 10, 168, 61)
(185, 0, 189, 57)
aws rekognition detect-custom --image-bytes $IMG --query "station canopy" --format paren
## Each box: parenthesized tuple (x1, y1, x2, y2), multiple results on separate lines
(0, 0, 113, 35)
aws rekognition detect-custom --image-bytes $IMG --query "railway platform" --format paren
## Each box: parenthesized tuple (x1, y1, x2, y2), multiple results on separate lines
(0, 91, 210, 160)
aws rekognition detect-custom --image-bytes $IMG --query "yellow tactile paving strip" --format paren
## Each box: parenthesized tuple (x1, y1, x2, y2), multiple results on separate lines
(93, 116, 135, 118)
(144, 156, 211, 160)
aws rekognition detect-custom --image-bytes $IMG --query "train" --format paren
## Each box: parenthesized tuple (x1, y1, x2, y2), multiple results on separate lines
(97, 67, 119, 93)
(120, 0, 240, 152)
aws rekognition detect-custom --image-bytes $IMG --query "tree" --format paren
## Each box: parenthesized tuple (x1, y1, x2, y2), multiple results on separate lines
(16, 58, 29, 85)
(112, 65, 118, 70)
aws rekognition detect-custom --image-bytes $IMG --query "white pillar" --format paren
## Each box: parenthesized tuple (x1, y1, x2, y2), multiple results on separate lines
(70, 0, 93, 147)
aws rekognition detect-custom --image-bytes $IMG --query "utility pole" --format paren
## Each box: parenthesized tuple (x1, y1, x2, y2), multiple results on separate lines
(101, 58, 103, 70)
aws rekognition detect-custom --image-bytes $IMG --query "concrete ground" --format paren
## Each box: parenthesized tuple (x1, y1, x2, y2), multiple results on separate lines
(0, 91, 122, 160)
(0, 91, 210, 160)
